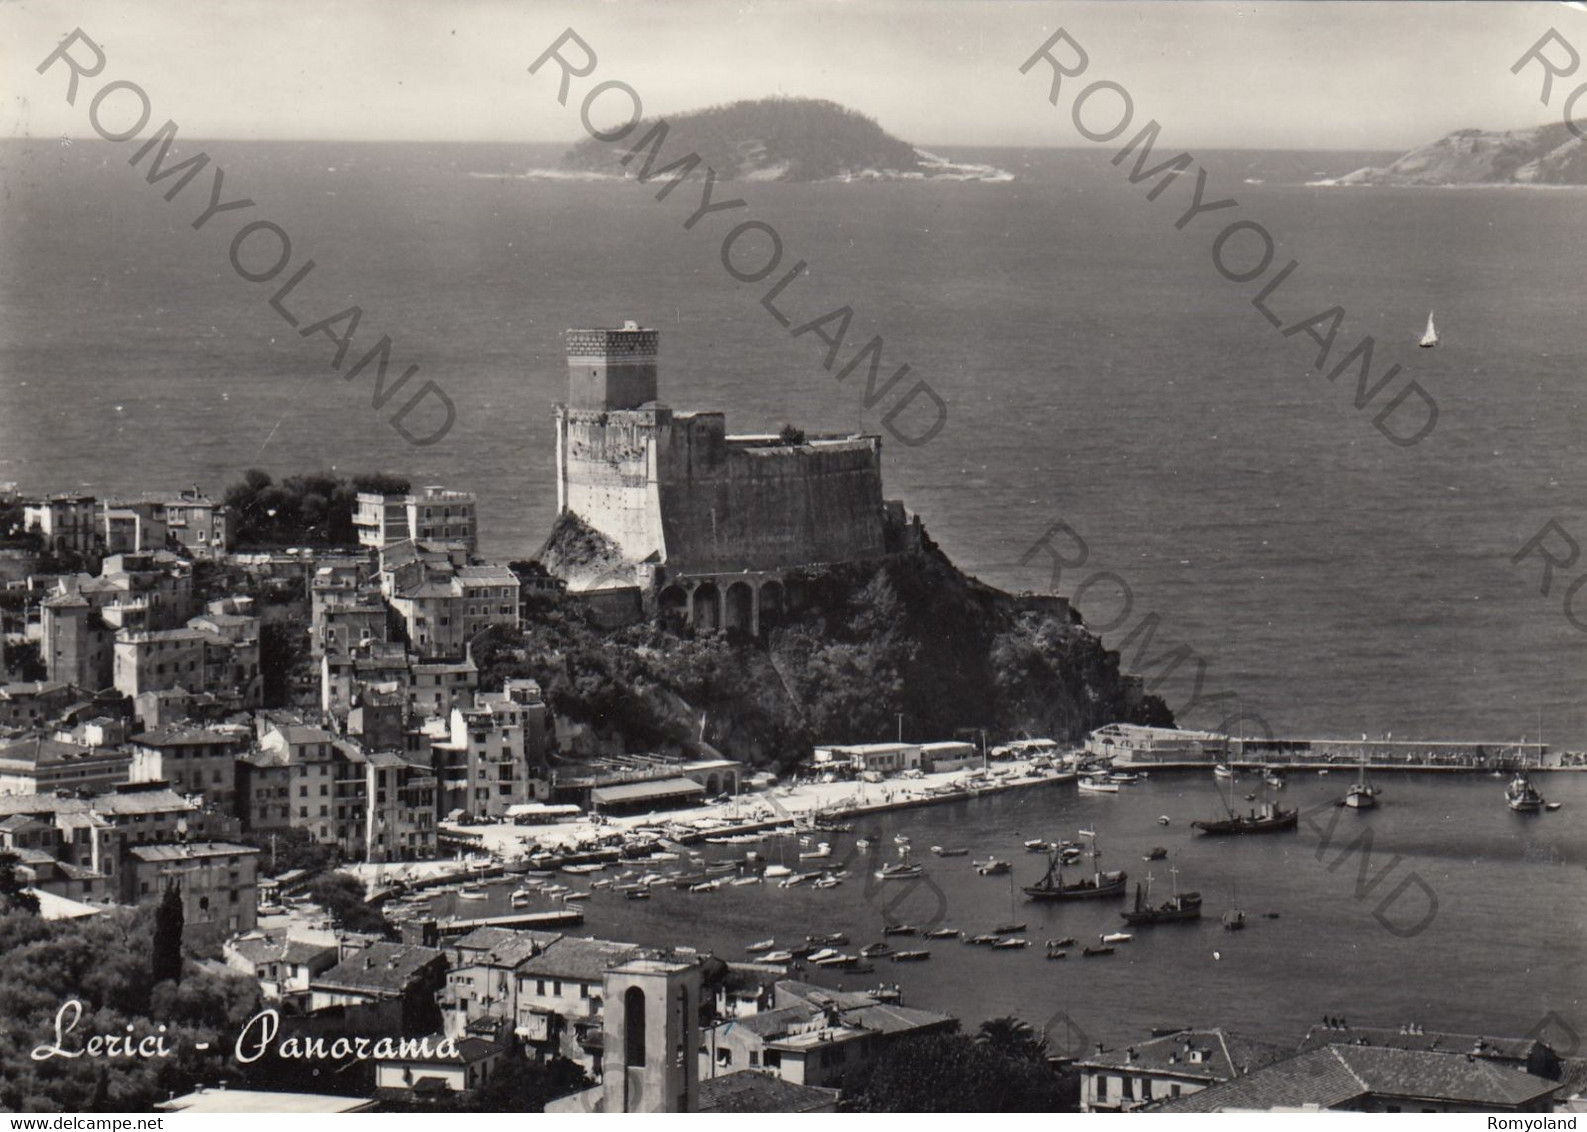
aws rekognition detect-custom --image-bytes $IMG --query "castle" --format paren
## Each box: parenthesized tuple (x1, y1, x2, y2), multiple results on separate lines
(550, 322, 911, 632)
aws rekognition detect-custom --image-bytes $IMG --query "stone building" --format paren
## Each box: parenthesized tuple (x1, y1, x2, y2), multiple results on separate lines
(355, 486, 478, 557)
(126, 841, 260, 935)
(549, 322, 911, 634)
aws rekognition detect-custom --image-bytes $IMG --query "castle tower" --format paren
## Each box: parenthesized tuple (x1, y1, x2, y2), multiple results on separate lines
(566, 321, 658, 410)
(601, 957, 703, 1113)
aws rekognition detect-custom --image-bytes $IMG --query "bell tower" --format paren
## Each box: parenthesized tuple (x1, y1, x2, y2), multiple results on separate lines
(601, 956, 703, 1113)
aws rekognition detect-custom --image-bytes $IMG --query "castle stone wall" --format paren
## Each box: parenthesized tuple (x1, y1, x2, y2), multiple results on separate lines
(556, 406, 669, 565)
(656, 420, 886, 573)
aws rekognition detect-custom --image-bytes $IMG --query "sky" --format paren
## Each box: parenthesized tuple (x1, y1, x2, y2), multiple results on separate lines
(2, 0, 1581, 149)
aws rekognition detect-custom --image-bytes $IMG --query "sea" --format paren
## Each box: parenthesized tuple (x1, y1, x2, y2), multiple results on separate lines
(1, 138, 1584, 1047)
(416, 769, 1587, 1050)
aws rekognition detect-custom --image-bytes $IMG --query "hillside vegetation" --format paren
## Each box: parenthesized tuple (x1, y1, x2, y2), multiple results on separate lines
(1332, 123, 1587, 186)
(483, 528, 1171, 769)
(562, 96, 925, 182)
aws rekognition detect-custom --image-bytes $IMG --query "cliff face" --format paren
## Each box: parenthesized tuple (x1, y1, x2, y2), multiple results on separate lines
(488, 525, 1172, 769)
(1329, 123, 1587, 186)
(560, 96, 1012, 183)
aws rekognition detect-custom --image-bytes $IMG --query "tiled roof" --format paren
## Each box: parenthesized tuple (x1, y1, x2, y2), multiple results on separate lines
(697, 1070, 838, 1113)
(379, 1035, 505, 1066)
(314, 942, 446, 996)
(515, 937, 640, 983)
(1298, 1025, 1545, 1064)
(1158, 1045, 1564, 1112)
(133, 727, 247, 747)
(1080, 1028, 1291, 1082)
(129, 842, 258, 862)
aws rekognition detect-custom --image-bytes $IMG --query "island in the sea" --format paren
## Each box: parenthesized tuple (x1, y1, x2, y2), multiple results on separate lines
(1318, 122, 1587, 186)
(545, 96, 1013, 183)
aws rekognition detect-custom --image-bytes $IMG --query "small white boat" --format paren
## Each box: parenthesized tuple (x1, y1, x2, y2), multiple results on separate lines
(564, 891, 591, 902)
(894, 834, 911, 845)
(764, 864, 793, 879)
(1546, 801, 1564, 812)
(1419, 310, 1438, 348)
(875, 862, 923, 880)
(1213, 765, 1234, 780)
(799, 842, 832, 860)
(1078, 777, 1120, 794)
(1158, 816, 1172, 825)
(807, 948, 839, 963)
(746, 938, 776, 953)
(689, 880, 720, 893)
(729, 875, 762, 887)
(812, 876, 842, 889)
(761, 949, 794, 963)
(590, 879, 612, 889)
(457, 889, 488, 901)
(1318, 768, 1330, 776)
(1024, 838, 1052, 852)
(1101, 931, 1133, 944)
(563, 862, 606, 875)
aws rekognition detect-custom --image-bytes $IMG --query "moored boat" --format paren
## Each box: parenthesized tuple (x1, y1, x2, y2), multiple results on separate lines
(1507, 772, 1545, 813)
(925, 927, 960, 939)
(1213, 765, 1235, 780)
(1022, 830, 1127, 900)
(890, 949, 931, 962)
(746, 938, 776, 953)
(1082, 945, 1115, 957)
(1077, 777, 1120, 794)
(976, 859, 1011, 876)
(1101, 931, 1133, 944)
(1144, 847, 1168, 861)
(991, 938, 1030, 949)
(1120, 867, 1202, 926)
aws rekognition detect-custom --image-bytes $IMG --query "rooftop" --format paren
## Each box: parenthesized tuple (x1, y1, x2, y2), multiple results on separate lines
(129, 842, 259, 862)
(313, 941, 446, 996)
(1158, 1044, 1565, 1112)
(697, 1070, 839, 1113)
(1080, 1028, 1293, 1082)
(515, 936, 640, 983)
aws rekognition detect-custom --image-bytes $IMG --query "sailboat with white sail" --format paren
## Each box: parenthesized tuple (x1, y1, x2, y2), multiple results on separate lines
(1419, 311, 1438, 348)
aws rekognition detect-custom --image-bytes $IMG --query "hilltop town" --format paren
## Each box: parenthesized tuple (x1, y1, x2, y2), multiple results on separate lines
(0, 325, 1580, 1113)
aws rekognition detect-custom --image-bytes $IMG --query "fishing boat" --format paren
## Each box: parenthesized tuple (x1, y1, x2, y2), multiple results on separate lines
(705, 862, 738, 875)
(1144, 847, 1168, 861)
(1101, 931, 1133, 944)
(1045, 950, 1068, 960)
(811, 876, 842, 889)
(1546, 801, 1564, 812)
(1082, 945, 1115, 957)
(1193, 771, 1299, 835)
(1507, 772, 1545, 813)
(1419, 310, 1438, 348)
(891, 949, 931, 962)
(761, 950, 794, 963)
(925, 927, 961, 939)
(882, 923, 918, 936)
(1024, 839, 1054, 852)
(855, 839, 872, 850)
(1159, 815, 1172, 825)
(931, 845, 969, 857)
(1077, 777, 1120, 794)
(1222, 909, 1247, 931)
(1022, 830, 1127, 900)
(622, 887, 651, 901)
(1107, 771, 1140, 784)
(861, 942, 895, 958)
(1265, 771, 1285, 789)
(764, 864, 794, 879)
(729, 875, 761, 887)
(1344, 760, 1379, 809)
(1213, 765, 1235, 780)
(965, 933, 1001, 946)
(798, 842, 833, 860)
(457, 887, 488, 901)
(563, 862, 605, 875)
(806, 948, 839, 964)
(564, 891, 591, 902)
(1046, 937, 1077, 949)
(1121, 867, 1202, 925)
(894, 834, 911, 845)
(807, 932, 849, 946)
(976, 859, 1012, 876)
(688, 880, 720, 893)
(992, 938, 1030, 949)
(746, 938, 776, 953)
(876, 844, 923, 880)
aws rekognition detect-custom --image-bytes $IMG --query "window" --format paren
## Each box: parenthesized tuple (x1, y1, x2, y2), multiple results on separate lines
(1122, 1078, 1134, 1101)
(1097, 1077, 1108, 1100)
(536, 979, 546, 996)
(553, 980, 562, 996)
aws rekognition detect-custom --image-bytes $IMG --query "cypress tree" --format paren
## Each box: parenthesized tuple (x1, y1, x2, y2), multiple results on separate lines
(151, 883, 184, 985)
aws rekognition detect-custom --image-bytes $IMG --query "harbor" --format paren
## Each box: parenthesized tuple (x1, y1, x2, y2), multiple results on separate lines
(357, 760, 1587, 1056)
